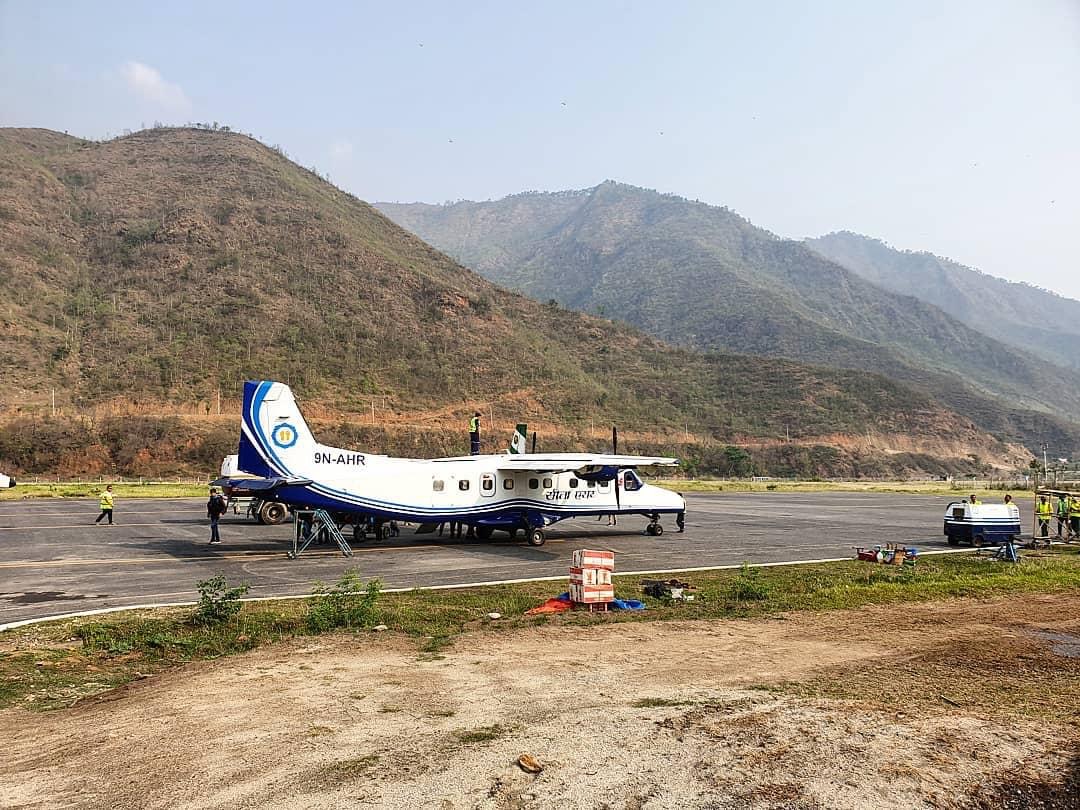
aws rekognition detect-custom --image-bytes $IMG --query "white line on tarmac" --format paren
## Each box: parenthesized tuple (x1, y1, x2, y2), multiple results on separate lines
(0, 523, 174, 531)
(0, 546, 978, 632)
(0, 511, 200, 519)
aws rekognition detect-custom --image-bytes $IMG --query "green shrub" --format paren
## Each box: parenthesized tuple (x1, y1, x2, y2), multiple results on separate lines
(192, 575, 250, 626)
(307, 570, 381, 632)
(727, 564, 772, 601)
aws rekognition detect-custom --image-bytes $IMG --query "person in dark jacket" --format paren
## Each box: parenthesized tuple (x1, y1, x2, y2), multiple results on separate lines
(207, 487, 228, 544)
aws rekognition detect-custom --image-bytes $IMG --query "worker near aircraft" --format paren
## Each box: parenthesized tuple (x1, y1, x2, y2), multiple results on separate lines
(207, 486, 227, 545)
(968, 494, 980, 505)
(1070, 495, 1080, 540)
(469, 411, 481, 455)
(95, 485, 115, 526)
(1036, 495, 1052, 540)
(1058, 495, 1070, 539)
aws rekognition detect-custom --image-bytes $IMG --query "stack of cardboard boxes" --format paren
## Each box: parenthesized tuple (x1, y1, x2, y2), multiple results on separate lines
(569, 549, 615, 606)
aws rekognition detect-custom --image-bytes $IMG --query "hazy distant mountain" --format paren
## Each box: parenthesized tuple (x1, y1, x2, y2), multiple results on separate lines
(805, 231, 1080, 370)
(378, 182, 1080, 440)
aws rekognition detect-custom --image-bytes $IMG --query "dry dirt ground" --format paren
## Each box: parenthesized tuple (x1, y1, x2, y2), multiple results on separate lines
(2, 594, 1078, 809)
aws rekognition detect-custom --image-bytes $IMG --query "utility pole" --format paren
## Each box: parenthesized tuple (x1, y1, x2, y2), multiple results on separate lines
(1042, 442, 1049, 488)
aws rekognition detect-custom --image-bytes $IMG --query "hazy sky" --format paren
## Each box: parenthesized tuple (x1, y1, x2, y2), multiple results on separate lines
(2, 1, 1078, 299)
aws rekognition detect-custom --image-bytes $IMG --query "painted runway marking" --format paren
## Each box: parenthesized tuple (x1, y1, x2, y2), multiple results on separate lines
(0, 537, 571, 569)
(0, 523, 173, 531)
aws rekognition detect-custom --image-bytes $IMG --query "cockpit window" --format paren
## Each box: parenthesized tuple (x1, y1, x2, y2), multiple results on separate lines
(622, 470, 642, 492)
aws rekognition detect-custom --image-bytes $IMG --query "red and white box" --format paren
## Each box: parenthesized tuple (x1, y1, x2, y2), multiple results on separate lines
(569, 567, 612, 586)
(569, 583, 615, 604)
(571, 549, 615, 570)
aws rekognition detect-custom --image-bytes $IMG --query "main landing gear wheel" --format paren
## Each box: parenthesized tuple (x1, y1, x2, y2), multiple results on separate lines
(528, 528, 546, 547)
(352, 524, 368, 543)
(972, 533, 985, 548)
(476, 526, 494, 540)
(646, 522, 663, 536)
(259, 501, 288, 525)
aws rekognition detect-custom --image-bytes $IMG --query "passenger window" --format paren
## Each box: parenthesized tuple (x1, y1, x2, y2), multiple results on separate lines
(503, 478, 514, 490)
(433, 480, 444, 492)
(588, 480, 596, 489)
(459, 479, 470, 491)
(569, 478, 578, 489)
(543, 477, 553, 489)
(529, 478, 539, 490)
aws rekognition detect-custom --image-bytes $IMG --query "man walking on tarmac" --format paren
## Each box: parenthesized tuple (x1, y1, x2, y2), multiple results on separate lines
(469, 411, 481, 455)
(94, 485, 115, 526)
(207, 486, 228, 545)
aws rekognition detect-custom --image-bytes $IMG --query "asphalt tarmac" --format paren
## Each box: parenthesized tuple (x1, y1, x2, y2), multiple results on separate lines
(0, 492, 1024, 626)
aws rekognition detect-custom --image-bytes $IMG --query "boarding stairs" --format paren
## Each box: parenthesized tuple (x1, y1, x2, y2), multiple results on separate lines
(290, 509, 353, 559)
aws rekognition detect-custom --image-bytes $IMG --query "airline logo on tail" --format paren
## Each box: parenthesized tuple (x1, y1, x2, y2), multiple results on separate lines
(272, 423, 299, 449)
(509, 424, 528, 454)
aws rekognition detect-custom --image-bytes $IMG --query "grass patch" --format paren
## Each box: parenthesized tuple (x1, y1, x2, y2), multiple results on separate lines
(453, 724, 512, 744)
(317, 754, 380, 786)
(632, 697, 695, 708)
(2, 551, 1077, 712)
(661, 479, 1035, 499)
(0, 482, 208, 500)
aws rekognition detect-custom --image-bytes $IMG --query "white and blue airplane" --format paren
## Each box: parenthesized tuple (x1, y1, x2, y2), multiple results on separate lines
(235, 380, 685, 545)
(0, 473, 13, 489)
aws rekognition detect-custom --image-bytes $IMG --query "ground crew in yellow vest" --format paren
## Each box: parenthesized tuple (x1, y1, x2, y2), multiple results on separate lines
(469, 412, 481, 455)
(1057, 495, 1069, 538)
(1070, 496, 1080, 539)
(95, 485, 115, 526)
(1035, 495, 1052, 539)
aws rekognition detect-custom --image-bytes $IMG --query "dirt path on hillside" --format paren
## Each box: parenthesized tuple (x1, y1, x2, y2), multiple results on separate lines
(1, 594, 1078, 809)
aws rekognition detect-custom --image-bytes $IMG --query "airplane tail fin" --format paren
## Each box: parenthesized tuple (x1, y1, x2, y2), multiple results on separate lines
(238, 381, 317, 477)
(509, 423, 528, 454)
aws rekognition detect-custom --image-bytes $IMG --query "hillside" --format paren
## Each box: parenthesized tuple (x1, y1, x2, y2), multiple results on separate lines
(806, 231, 1080, 370)
(0, 127, 1043, 477)
(378, 183, 1080, 454)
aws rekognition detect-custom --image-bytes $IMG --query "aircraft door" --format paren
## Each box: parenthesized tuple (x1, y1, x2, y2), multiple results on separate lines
(480, 473, 496, 497)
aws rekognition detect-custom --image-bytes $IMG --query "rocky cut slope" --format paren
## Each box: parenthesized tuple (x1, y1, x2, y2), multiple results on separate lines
(0, 127, 1035, 474)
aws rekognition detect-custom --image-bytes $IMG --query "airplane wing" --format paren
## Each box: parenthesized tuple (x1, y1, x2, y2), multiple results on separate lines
(211, 476, 313, 493)
(494, 454, 679, 473)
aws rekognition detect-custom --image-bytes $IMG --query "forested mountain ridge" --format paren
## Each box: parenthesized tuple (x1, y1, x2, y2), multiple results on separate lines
(378, 183, 1080, 453)
(805, 231, 1080, 370)
(0, 126, 1042, 476)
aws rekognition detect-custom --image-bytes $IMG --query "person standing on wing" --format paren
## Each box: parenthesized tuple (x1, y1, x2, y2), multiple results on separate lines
(469, 411, 481, 455)
(94, 485, 115, 526)
(207, 487, 227, 544)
